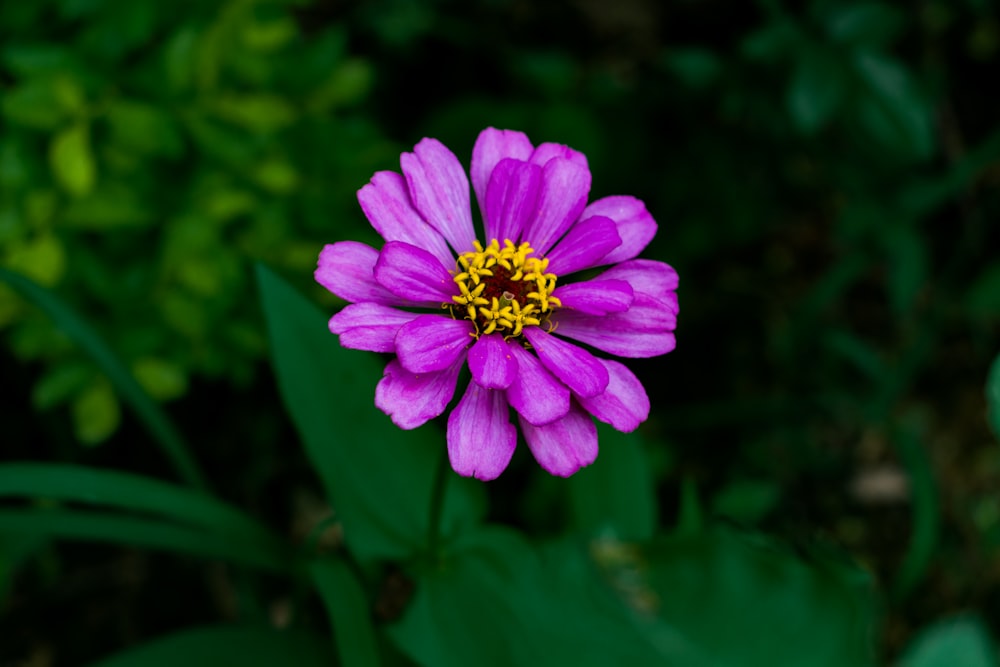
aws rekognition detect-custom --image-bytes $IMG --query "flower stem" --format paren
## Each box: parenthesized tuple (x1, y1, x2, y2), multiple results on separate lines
(426, 447, 450, 558)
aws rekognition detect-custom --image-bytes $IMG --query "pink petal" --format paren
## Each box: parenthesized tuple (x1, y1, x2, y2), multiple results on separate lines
(552, 294, 677, 358)
(468, 334, 517, 390)
(544, 215, 621, 276)
(447, 382, 517, 481)
(525, 158, 591, 256)
(519, 405, 598, 477)
(471, 127, 534, 219)
(506, 344, 571, 426)
(373, 241, 458, 304)
(328, 303, 420, 353)
(580, 196, 658, 265)
(374, 358, 463, 430)
(596, 259, 679, 307)
(357, 171, 455, 269)
(395, 315, 474, 373)
(522, 327, 608, 398)
(551, 279, 633, 316)
(576, 359, 650, 432)
(483, 158, 543, 244)
(401, 138, 475, 254)
(530, 142, 589, 170)
(316, 242, 417, 306)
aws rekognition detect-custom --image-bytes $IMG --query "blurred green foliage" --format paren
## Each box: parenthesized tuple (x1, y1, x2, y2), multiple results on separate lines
(0, 0, 390, 443)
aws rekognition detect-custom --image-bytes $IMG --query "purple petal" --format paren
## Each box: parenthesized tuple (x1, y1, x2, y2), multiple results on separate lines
(544, 215, 621, 276)
(447, 382, 517, 480)
(471, 128, 534, 219)
(506, 344, 571, 426)
(596, 259, 679, 307)
(519, 405, 598, 477)
(484, 158, 543, 244)
(522, 327, 608, 398)
(328, 303, 420, 353)
(395, 314, 474, 373)
(530, 142, 589, 170)
(375, 358, 463, 429)
(316, 242, 418, 306)
(551, 279, 633, 316)
(357, 171, 455, 269)
(576, 359, 650, 432)
(525, 158, 591, 256)
(552, 294, 677, 358)
(401, 138, 475, 254)
(373, 241, 458, 304)
(581, 196, 657, 265)
(468, 334, 517, 389)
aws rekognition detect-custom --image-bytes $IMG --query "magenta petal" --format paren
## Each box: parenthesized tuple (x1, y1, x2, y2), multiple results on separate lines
(581, 196, 657, 265)
(545, 215, 621, 275)
(468, 334, 517, 389)
(526, 158, 592, 256)
(401, 138, 475, 254)
(357, 171, 454, 269)
(552, 278, 633, 316)
(316, 242, 422, 306)
(373, 241, 457, 303)
(471, 128, 534, 218)
(522, 327, 608, 398)
(597, 259, 679, 307)
(484, 158, 543, 244)
(506, 344, 570, 426)
(577, 359, 650, 432)
(530, 142, 589, 170)
(552, 294, 677, 358)
(395, 315, 474, 373)
(328, 303, 419, 353)
(447, 382, 517, 480)
(519, 406, 598, 477)
(375, 358, 462, 429)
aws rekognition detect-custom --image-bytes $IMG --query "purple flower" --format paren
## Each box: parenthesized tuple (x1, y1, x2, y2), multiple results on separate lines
(315, 128, 678, 480)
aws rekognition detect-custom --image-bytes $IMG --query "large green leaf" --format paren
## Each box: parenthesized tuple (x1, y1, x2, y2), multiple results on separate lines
(0, 463, 282, 550)
(0, 268, 204, 489)
(787, 45, 847, 133)
(568, 424, 658, 540)
(898, 615, 998, 667)
(0, 508, 290, 572)
(311, 558, 382, 667)
(255, 264, 484, 562)
(642, 528, 877, 667)
(987, 352, 1000, 442)
(87, 625, 335, 667)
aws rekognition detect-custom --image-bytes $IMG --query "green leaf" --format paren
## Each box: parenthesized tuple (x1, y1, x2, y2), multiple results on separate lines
(132, 357, 188, 401)
(209, 94, 297, 134)
(890, 417, 939, 600)
(826, 3, 904, 49)
(71, 376, 121, 445)
(568, 424, 657, 540)
(898, 615, 998, 667)
(255, 264, 484, 562)
(1, 77, 82, 129)
(787, 46, 847, 133)
(987, 353, 1000, 441)
(0, 509, 289, 572)
(711, 479, 782, 524)
(49, 122, 97, 196)
(881, 224, 927, 316)
(0, 268, 205, 489)
(87, 625, 335, 667)
(643, 528, 877, 667)
(852, 52, 934, 160)
(311, 559, 382, 667)
(106, 101, 183, 157)
(661, 48, 723, 89)
(0, 463, 282, 551)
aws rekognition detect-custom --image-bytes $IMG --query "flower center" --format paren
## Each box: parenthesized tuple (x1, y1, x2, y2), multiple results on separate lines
(450, 239, 561, 337)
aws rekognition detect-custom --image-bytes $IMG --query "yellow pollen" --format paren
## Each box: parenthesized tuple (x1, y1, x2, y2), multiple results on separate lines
(449, 238, 559, 338)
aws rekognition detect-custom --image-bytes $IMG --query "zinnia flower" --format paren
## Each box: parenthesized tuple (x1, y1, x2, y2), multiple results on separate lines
(315, 127, 678, 480)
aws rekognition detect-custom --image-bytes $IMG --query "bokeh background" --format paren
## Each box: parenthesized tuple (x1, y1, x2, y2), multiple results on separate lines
(3, 0, 1000, 664)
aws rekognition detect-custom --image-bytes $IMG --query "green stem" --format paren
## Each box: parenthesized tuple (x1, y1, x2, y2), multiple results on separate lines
(426, 447, 451, 558)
